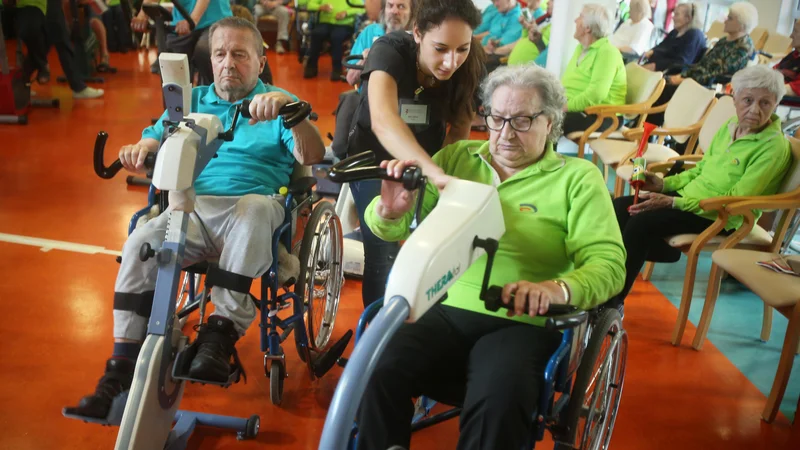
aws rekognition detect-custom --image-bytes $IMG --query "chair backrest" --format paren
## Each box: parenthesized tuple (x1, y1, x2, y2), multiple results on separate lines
(762, 33, 793, 58)
(750, 27, 769, 51)
(663, 78, 716, 143)
(705, 21, 725, 41)
(696, 95, 736, 153)
(779, 135, 800, 194)
(623, 62, 664, 120)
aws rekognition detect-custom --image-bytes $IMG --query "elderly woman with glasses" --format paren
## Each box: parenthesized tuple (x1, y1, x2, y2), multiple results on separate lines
(353, 64, 626, 450)
(612, 65, 792, 306)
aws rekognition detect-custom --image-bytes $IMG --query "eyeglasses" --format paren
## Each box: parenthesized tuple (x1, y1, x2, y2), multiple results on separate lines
(484, 112, 544, 132)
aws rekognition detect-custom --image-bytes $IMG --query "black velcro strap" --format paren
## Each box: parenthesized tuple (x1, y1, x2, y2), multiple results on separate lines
(113, 291, 155, 318)
(666, 160, 685, 177)
(205, 264, 254, 295)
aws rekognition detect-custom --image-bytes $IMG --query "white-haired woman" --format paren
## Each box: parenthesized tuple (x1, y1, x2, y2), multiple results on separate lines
(355, 64, 626, 450)
(561, 3, 627, 135)
(612, 65, 792, 305)
(650, 2, 758, 126)
(609, 0, 654, 63)
(641, 2, 706, 72)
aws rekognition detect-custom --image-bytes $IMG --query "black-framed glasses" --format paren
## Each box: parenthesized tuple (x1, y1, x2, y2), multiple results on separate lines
(484, 112, 544, 132)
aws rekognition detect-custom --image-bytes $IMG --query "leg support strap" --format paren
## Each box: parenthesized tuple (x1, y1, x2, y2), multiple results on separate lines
(113, 291, 155, 318)
(205, 264, 255, 295)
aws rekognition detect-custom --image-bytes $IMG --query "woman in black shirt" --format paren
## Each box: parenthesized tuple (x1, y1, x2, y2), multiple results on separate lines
(346, 0, 485, 307)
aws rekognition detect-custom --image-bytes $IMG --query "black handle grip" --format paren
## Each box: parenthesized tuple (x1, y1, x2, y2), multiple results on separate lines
(345, 0, 364, 8)
(238, 99, 312, 129)
(94, 132, 157, 180)
(343, 54, 365, 70)
(482, 285, 588, 330)
(327, 151, 424, 190)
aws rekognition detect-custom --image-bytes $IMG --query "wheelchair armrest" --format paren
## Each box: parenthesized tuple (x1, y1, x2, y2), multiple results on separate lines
(544, 308, 590, 331)
(288, 176, 317, 197)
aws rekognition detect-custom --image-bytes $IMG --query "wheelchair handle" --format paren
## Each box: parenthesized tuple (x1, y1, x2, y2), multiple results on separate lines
(342, 54, 365, 71)
(93, 132, 157, 179)
(238, 99, 313, 129)
(327, 151, 425, 191)
(482, 285, 589, 331)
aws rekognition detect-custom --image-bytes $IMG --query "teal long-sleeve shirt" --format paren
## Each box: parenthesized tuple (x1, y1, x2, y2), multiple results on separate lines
(307, 0, 363, 26)
(364, 140, 627, 326)
(474, 4, 524, 46)
(662, 114, 792, 230)
(561, 37, 627, 112)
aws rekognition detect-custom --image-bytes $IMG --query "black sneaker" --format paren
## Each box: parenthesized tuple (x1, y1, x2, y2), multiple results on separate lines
(67, 358, 135, 419)
(303, 66, 318, 79)
(330, 68, 343, 82)
(188, 315, 241, 383)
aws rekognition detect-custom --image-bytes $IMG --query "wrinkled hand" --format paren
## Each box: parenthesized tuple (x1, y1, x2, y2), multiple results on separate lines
(131, 14, 148, 32)
(628, 192, 673, 215)
(644, 50, 654, 59)
(426, 166, 455, 191)
(175, 20, 191, 36)
(635, 170, 664, 193)
(484, 41, 496, 54)
(376, 159, 419, 219)
(319, 3, 333, 12)
(668, 74, 684, 85)
(501, 280, 567, 317)
(247, 91, 294, 124)
(335, 10, 347, 20)
(119, 143, 153, 173)
(528, 28, 542, 42)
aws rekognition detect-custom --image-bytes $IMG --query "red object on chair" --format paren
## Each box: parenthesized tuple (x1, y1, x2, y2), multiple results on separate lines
(629, 122, 657, 205)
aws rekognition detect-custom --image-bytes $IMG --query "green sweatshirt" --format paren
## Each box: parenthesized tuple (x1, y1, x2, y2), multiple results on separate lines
(663, 114, 792, 230)
(365, 140, 627, 326)
(561, 37, 627, 112)
(16, 0, 47, 14)
(507, 24, 551, 66)
(307, 0, 363, 26)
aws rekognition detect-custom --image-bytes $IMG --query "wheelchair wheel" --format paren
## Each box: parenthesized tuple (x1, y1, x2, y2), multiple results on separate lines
(269, 360, 285, 406)
(561, 308, 627, 450)
(297, 201, 344, 351)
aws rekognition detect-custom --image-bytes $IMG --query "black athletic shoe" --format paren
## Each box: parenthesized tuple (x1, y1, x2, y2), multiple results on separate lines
(67, 357, 135, 419)
(188, 315, 240, 383)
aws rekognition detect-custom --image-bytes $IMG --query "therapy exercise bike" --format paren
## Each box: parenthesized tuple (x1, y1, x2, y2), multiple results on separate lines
(63, 53, 349, 449)
(320, 152, 628, 450)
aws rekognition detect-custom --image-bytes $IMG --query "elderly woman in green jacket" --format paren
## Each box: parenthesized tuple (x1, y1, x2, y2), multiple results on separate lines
(354, 64, 626, 450)
(612, 65, 792, 306)
(561, 3, 627, 135)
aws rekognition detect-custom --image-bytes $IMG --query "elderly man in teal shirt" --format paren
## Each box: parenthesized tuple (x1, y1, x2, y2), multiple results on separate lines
(65, 17, 325, 420)
(475, 0, 523, 53)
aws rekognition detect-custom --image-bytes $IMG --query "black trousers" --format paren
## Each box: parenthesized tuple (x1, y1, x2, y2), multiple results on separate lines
(15, 6, 49, 82)
(612, 194, 731, 303)
(102, 5, 134, 53)
(562, 111, 616, 136)
(307, 23, 353, 71)
(356, 304, 562, 450)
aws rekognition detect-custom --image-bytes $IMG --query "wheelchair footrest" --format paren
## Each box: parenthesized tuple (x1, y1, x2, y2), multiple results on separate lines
(310, 329, 353, 378)
(62, 391, 128, 426)
(171, 346, 242, 388)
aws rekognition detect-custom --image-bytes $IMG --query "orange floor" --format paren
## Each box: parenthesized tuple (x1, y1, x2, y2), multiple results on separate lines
(1, 45, 799, 450)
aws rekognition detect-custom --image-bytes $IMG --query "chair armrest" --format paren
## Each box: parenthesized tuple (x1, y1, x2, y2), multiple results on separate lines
(724, 197, 800, 216)
(624, 122, 703, 140)
(589, 102, 668, 118)
(288, 176, 317, 197)
(670, 155, 703, 162)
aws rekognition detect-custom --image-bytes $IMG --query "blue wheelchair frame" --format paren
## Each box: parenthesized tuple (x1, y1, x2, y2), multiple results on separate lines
(346, 299, 586, 450)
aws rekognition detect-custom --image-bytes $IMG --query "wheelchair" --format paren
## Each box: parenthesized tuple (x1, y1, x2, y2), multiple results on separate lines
(119, 106, 351, 406)
(319, 153, 629, 450)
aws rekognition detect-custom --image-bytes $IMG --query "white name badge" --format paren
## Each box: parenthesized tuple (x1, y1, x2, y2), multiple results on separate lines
(399, 103, 429, 125)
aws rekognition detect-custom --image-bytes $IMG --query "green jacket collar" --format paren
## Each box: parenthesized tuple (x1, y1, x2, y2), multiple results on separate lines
(726, 113, 783, 142)
(469, 140, 565, 180)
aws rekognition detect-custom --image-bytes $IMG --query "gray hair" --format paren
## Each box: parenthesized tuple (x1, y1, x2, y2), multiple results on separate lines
(480, 64, 566, 143)
(629, 0, 652, 21)
(728, 2, 759, 34)
(674, 2, 701, 30)
(581, 3, 612, 39)
(208, 16, 264, 56)
(379, 0, 416, 30)
(731, 65, 786, 104)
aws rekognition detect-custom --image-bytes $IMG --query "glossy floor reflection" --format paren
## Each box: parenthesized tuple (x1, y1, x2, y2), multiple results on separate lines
(1, 44, 798, 449)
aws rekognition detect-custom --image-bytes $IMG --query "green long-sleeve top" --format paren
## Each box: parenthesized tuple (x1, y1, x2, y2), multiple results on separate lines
(561, 37, 627, 112)
(364, 140, 627, 326)
(682, 35, 755, 86)
(307, 0, 363, 26)
(662, 114, 791, 230)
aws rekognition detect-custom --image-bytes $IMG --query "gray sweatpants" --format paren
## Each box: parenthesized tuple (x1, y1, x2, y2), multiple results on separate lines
(113, 194, 285, 340)
(254, 4, 291, 41)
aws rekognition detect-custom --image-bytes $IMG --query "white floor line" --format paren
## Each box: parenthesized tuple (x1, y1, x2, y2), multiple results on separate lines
(0, 233, 122, 256)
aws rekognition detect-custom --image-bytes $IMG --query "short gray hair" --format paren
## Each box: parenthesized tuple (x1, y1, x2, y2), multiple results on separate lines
(674, 2, 701, 30)
(208, 16, 264, 56)
(728, 2, 759, 34)
(581, 3, 612, 39)
(731, 65, 786, 104)
(480, 64, 566, 143)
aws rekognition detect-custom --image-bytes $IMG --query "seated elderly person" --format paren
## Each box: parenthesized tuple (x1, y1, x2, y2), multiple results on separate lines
(475, 0, 523, 54)
(355, 64, 626, 450)
(611, 65, 792, 305)
(649, 2, 758, 126)
(641, 2, 705, 72)
(486, 0, 554, 72)
(64, 17, 325, 419)
(561, 3, 627, 135)
(254, 0, 293, 54)
(304, 0, 361, 80)
(773, 18, 800, 96)
(608, 0, 654, 64)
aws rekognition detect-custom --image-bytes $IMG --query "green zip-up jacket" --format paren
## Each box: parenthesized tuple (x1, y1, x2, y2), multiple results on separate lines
(561, 37, 627, 112)
(365, 140, 626, 326)
(307, 0, 363, 26)
(663, 114, 792, 230)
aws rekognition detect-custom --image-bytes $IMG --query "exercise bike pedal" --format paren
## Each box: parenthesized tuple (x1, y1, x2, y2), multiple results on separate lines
(62, 391, 128, 426)
(310, 329, 353, 378)
(171, 346, 242, 388)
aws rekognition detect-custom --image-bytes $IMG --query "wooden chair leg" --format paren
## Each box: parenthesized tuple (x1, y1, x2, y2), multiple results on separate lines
(614, 174, 625, 198)
(672, 252, 699, 346)
(761, 304, 773, 342)
(642, 262, 655, 281)
(603, 163, 610, 183)
(692, 263, 725, 350)
(762, 304, 800, 422)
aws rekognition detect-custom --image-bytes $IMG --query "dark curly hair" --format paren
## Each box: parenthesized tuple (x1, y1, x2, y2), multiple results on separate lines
(415, 0, 485, 122)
